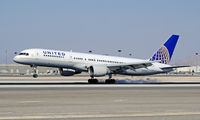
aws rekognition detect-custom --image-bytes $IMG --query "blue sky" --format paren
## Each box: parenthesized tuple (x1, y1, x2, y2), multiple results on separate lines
(0, 0, 200, 64)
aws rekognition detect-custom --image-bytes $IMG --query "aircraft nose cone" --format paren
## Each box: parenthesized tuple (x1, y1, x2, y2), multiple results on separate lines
(13, 56, 20, 63)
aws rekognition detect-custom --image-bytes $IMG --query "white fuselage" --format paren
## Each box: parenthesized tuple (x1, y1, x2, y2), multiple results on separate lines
(13, 48, 173, 76)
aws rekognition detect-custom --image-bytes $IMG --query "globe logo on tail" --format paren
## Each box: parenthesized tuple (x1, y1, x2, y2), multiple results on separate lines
(150, 46, 170, 64)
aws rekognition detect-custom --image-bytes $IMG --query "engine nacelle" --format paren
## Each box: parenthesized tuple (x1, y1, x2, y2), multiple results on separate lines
(59, 68, 81, 76)
(88, 65, 109, 77)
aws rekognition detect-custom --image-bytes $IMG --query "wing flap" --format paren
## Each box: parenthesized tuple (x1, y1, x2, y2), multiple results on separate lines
(108, 61, 154, 72)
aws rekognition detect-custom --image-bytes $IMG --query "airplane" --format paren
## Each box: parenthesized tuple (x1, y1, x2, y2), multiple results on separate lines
(13, 35, 185, 83)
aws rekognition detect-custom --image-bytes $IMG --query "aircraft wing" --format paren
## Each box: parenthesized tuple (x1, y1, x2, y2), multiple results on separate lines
(107, 61, 154, 72)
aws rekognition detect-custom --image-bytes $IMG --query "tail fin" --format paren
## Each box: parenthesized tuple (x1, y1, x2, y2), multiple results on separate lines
(150, 35, 179, 64)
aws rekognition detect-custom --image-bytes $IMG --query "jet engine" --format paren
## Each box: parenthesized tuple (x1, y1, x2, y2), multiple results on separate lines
(88, 65, 109, 77)
(59, 68, 81, 76)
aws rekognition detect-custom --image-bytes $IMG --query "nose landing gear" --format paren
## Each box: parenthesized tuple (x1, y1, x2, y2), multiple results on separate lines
(33, 74, 38, 78)
(31, 65, 38, 78)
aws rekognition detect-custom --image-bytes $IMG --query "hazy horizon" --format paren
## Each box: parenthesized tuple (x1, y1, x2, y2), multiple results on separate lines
(1, 0, 200, 64)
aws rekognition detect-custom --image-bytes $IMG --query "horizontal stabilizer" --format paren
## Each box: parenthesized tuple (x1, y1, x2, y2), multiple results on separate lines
(161, 65, 190, 70)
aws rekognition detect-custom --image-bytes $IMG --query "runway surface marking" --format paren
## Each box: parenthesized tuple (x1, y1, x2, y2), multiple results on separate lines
(0, 112, 200, 119)
(19, 101, 42, 104)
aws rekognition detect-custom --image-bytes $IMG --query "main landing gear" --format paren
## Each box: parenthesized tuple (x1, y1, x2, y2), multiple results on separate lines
(88, 76, 98, 84)
(105, 79, 115, 84)
(105, 74, 116, 84)
(31, 65, 38, 78)
(88, 74, 116, 84)
(88, 78, 98, 84)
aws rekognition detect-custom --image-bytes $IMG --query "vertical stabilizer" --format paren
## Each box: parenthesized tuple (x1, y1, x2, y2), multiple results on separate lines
(150, 35, 179, 64)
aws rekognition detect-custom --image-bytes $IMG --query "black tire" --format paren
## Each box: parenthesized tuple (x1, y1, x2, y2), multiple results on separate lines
(88, 79, 98, 84)
(33, 74, 38, 78)
(105, 79, 115, 84)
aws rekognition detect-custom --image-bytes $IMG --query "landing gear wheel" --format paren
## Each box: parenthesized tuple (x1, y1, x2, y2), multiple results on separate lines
(31, 65, 38, 78)
(88, 79, 98, 84)
(105, 79, 116, 84)
(33, 74, 38, 78)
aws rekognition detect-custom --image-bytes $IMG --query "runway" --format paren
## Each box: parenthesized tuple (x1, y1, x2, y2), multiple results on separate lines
(0, 78, 200, 120)
(1, 83, 200, 88)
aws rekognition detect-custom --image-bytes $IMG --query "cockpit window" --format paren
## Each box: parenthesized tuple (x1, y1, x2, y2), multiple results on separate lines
(19, 53, 29, 56)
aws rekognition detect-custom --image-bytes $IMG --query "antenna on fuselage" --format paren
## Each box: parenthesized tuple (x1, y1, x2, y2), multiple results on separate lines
(14, 52, 18, 55)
